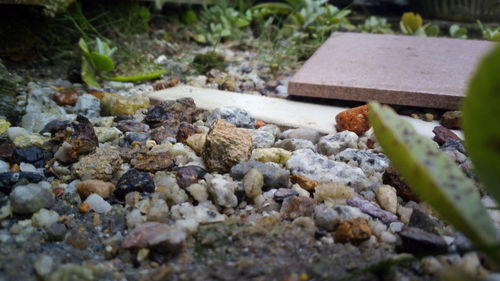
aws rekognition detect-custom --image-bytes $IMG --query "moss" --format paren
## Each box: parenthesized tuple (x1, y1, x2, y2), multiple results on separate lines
(192, 51, 225, 74)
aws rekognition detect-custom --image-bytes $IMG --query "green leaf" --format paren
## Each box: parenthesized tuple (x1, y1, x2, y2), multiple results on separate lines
(251, 2, 293, 15)
(368, 102, 497, 250)
(81, 57, 100, 88)
(449, 24, 467, 39)
(401, 12, 422, 33)
(78, 38, 89, 54)
(424, 24, 440, 37)
(102, 69, 166, 82)
(89, 52, 115, 72)
(462, 44, 500, 206)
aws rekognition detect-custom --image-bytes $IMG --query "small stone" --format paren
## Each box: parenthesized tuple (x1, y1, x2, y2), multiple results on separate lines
(292, 184, 310, 198)
(0, 138, 15, 158)
(9, 183, 55, 214)
(441, 111, 462, 129)
(52, 115, 99, 163)
(206, 106, 255, 129)
(334, 218, 372, 244)
(120, 132, 151, 146)
(144, 98, 197, 127)
(176, 165, 207, 188)
(317, 131, 359, 156)
(170, 201, 225, 225)
(205, 174, 238, 208)
(116, 120, 150, 133)
(31, 208, 59, 228)
(250, 129, 275, 149)
(274, 138, 315, 152)
(53, 89, 80, 106)
(346, 196, 398, 225)
(115, 169, 155, 200)
(280, 196, 315, 220)
(408, 209, 440, 234)
(34, 254, 54, 277)
(375, 185, 397, 213)
(397, 205, 413, 224)
(13, 134, 48, 149)
(314, 204, 368, 231)
(39, 120, 70, 136)
(14, 146, 51, 168)
(72, 147, 122, 181)
(397, 227, 448, 255)
(93, 127, 122, 143)
(243, 168, 264, 200)
(79, 202, 91, 214)
(335, 105, 370, 134)
(186, 182, 209, 202)
(290, 174, 320, 191)
(74, 94, 100, 118)
(279, 127, 321, 144)
(176, 122, 199, 143)
(432, 126, 461, 145)
(47, 264, 93, 281)
(122, 222, 186, 249)
(0, 172, 45, 194)
(101, 92, 150, 116)
(84, 194, 112, 213)
(126, 209, 146, 229)
(186, 133, 206, 155)
(133, 152, 174, 172)
(155, 172, 190, 205)
(230, 160, 290, 189)
(0, 119, 10, 135)
(335, 148, 389, 175)
(255, 120, 266, 128)
(76, 180, 115, 199)
(46, 223, 67, 241)
(314, 182, 355, 203)
(251, 147, 291, 165)
(273, 188, 299, 202)
(203, 119, 252, 173)
(146, 198, 169, 222)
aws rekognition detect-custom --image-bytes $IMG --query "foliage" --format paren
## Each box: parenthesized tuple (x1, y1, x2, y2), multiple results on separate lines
(449, 24, 467, 39)
(359, 16, 393, 34)
(192, 51, 225, 73)
(477, 21, 500, 42)
(399, 12, 439, 37)
(369, 45, 500, 264)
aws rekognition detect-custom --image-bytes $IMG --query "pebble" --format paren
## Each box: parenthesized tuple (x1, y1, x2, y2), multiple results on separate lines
(114, 169, 155, 200)
(346, 196, 398, 225)
(230, 160, 290, 188)
(9, 182, 55, 214)
(335, 105, 370, 135)
(76, 180, 115, 199)
(317, 131, 359, 156)
(175, 165, 207, 188)
(0, 160, 9, 173)
(279, 127, 321, 144)
(122, 222, 186, 249)
(243, 168, 264, 200)
(0, 139, 16, 158)
(46, 223, 67, 241)
(72, 147, 123, 181)
(202, 119, 252, 173)
(314, 182, 355, 203)
(334, 217, 372, 244)
(206, 106, 255, 128)
(74, 94, 101, 118)
(334, 148, 389, 175)
(273, 188, 299, 202)
(47, 264, 93, 281)
(274, 138, 315, 152)
(155, 171, 190, 205)
(290, 174, 320, 190)
(280, 196, 315, 220)
(133, 152, 174, 172)
(408, 209, 440, 234)
(31, 208, 59, 228)
(53, 89, 79, 106)
(120, 132, 151, 146)
(116, 119, 150, 133)
(53, 116, 99, 163)
(14, 134, 48, 149)
(397, 205, 413, 224)
(382, 166, 419, 202)
(186, 182, 209, 202)
(93, 127, 122, 143)
(432, 126, 461, 145)
(286, 149, 372, 190)
(146, 198, 169, 222)
(176, 122, 199, 143)
(441, 111, 461, 129)
(170, 201, 225, 224)
(7, 127, 30, 140)
(0, 172, 45, 194)
(34, 254, 54, 277)
(313, 204, 369, 231)
(84, 194, 112, 213)
(375, 185, 397, 213)
(100, 92, 150, 116)
(14, 146, 51, 168)
(205, 173, 238, 208)
(186, 133, 207, 154)
(250, 129, 275, 149)
(396, 227, 448, 255)
(250, 147, 291, 165)
(291, 184, 310, 198)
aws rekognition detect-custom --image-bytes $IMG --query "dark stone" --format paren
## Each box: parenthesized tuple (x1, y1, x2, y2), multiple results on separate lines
(113, 114, 134, 122)
(383, 166, 419, 202)
(116, 120, 150, 133)
(408, 209, 440, 234)
(46, 223, 67, 241)
(150, 125, 175, 144)
(114, 169, 155, 200)
(432, 126, 461, 145)
(120, 132, 151, 147)
(144, 98, 198, 128)
(176, 122, 198, 144)
(230, 160, 290, 189)
(440, 111, 462, 129)
(14, 146, 52, 168)
(0, 138, 15, 158)
(440, 139, 466, 155)
(273, 188, 299, 202)
(39, 119, 71, 135)
(175, 165, 207, 188)
(51, 115, 98, 163)
(451, 232, 472, 253)
(235, 183, 246, 204)
(346, 196, 398, 225)
(397, 227, 448, 255)
(0, 172, 45, 194)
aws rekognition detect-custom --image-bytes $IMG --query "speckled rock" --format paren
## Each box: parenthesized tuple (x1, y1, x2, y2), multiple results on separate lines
(250, 129, 275, 149)
(115, 169, 155, 200)
(375, 185, 397, 213)
(176, 165, 207, 188)
(116, 120, 150, 133)
(133, 152, 174, 172)
(76, 180, 115, 199)
(243, 168, 264, 199)
(122, 222, 187, 249)
(72, 147, 123, 181)
(202, 119, 252, 173)
(186, 133, 206, 155)
(94, 127, 122, 143)
(176, 122, 199, 143)
(206, 106, 255, 128)
(74, 94, 100, 118)
(230, 160, 290, 188)
(314, 182, 355, 203)
(314, 204, 369, 232)
(279, 128, 321, 144)
(286, 149, 372, 190)
(334, 217, 372, 244)
(251, 147, 291, 165)
(120, 132, 151, 147)
(100, 92, 150, 116)
(144, 98, 198, 128)
(205, 173, 238, 208)
(9, 182, 55, 214)
(317, 131, 358, 156)
(53, 115, 99, 163)
(334, 148, 389, 175)
(346, 196, 398, 225)
(280, 196, 315, 220)
(335, 105, 370, 135)
(274, 138, 315, 152)
(149, 125, 175, 144)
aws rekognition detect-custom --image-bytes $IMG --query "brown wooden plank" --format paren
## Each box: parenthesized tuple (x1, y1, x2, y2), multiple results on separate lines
(288, 32, 494, 109)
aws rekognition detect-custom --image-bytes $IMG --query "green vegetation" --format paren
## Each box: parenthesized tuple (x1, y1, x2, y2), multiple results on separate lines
(359, 16, 393, 34)
(369, 45, 500, 265)
(448, 24, 467, 39)
(399, 12, 439, 37)
(192, 51, 226, 74)
(477, 20, 500, 42)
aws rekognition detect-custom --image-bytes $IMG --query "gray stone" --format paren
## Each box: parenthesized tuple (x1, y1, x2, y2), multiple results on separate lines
(46, 223, 67, 241)
(274, 138, 315, 152)
(317, 131, 358, 156)
(230, 160, 290, 188)
(397, 227, 448, 255)
(273, 188, 299, 202)
(314, 204, 369, 231)
(346, 196, 398, 225)
(334, 148, 389, 175)
(205, 174, 238, 208)
(9, 183, 55, 214)
(280, 127, 321, 144)
(206, 106, 255, 128)
(286, 149, 372, 190)
(250, 129, 275, 149)
(74, 94, 100, 118)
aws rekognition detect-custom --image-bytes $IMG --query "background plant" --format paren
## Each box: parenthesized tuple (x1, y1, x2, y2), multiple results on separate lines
(477, 20, 500, 42)
(400, 12, 439, 37)
(359, 16, 393, 34)
(448, 24, 467, 39)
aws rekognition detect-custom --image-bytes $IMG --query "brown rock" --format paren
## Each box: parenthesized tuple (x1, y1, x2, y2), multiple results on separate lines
(440, 111, 462, 129)
(153, 78, 180, 91)
(86, 89, 107, 99)
(122, 222, 186, 250)
(76, 180, 115, 199)
(255, 120, 266, 129)
(290, 174, 320, 191)
(150, 126, 175, 144)
(0, 139, 15, 158)
(202, 119, 253, 173)
(176, 122, 199, 144)
(334, 217, 372, 244)
(53, 115, 99, 163)
(116, 120, 150, 133)
(432, 125, 461, 145)
(280, 196, 316, 220)
(53, 89, 80, 106)
(335, 105, 370, 135)
(176, 165, 207, 188)
(383, 166, 419, 202)
(133, 152, 174, 172)
(72, 147, 123, 181)
(79, 202, 91, 214)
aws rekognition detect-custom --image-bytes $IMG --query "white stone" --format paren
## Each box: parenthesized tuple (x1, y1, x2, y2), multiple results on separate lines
(34, 254, 54, 277)
(375, 185, 398, 213)
(154, 171, 190, 205)
(380, 231, 397, 243)
(127, 209, 146, 229)
(146, 198, 169, 222)
(334, 148, 389, 175)
(7, 127, 30, 140)
(397, 205, 413, 224)
(317, 131, 358, 156)
(31, 208, 59, 228)
(170, 202, 225, 224)
(0, 160, 10, 173)
(84, 194, 112, 213)
(20, 162, 38, 173)
(205, 174, 238, 208)
(186, 182, 209, 202)
(291, 184, 310, 198)
(389, 222, 404, 233)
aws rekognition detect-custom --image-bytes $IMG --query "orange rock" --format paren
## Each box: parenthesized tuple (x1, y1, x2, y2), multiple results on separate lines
(10, 163, 20, 172)
(334, 217, 372, 244)
(335, 105, 370, 135)
(53, 89, 80, 106)
(79, 202, 91, 214)
(290, 174, 320, 191)
(255, 120, 267, 129)
(76, 180, 115, 199)
(86, 89, 107, 99)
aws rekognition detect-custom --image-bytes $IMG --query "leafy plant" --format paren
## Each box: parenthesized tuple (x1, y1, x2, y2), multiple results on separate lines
(368, 44, 500, 264)
(359, 16, 393, 34)
(399, 12, 439, 37)
(477, 20, 500, 42)
(449, 24, 467, 39)
(192, 51, 225, 74)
